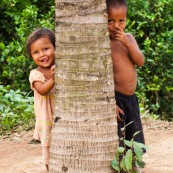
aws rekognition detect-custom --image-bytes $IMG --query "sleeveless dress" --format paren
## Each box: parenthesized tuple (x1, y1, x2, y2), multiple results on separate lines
(29, 69, 54, 147)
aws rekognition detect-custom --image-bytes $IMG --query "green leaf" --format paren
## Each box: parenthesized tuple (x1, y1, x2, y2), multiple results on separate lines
(133, 144, 143, 161)
(124, 140, 133, 148)
(115, 150, 120, 160)
(118, 147, 125, 154)
(133, 141, 149, 150)
(112, 159, 120, 172)
(133, 131, 141, 137)
(120, 158, 126, 172)
(136, 160, 146, 168)
(0, 105, 4, 112)
(125, 150, 133, 171)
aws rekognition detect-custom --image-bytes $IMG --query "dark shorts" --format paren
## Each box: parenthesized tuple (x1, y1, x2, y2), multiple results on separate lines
(115, 91, 145, 147)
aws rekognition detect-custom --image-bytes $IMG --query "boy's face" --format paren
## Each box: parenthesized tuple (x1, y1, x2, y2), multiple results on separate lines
(30, 36, 55, 68)
(107, 6, 127, 40)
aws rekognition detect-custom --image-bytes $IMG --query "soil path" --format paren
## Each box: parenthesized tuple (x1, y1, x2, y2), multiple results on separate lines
(0, 119, 173, 173)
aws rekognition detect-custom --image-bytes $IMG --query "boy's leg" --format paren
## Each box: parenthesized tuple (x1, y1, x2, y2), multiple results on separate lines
(115, 92, 126, 147)
(125, 95, 145, 146)
(115, 92, 145, 149)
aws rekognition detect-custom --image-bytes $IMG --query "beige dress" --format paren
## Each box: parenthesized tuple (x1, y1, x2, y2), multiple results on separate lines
(29, 69, 54, 147)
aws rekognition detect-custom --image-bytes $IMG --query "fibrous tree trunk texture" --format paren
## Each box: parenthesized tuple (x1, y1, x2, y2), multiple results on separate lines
(49, 0, 118, 172)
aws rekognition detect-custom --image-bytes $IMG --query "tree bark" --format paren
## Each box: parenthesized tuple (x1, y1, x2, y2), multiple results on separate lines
(49, 0, 118, 172)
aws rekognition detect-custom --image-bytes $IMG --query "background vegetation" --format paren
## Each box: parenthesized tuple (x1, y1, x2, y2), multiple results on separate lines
(0, 0, 55, 134)
(0, 0, 172, 134)
(127, 0, 173, 120)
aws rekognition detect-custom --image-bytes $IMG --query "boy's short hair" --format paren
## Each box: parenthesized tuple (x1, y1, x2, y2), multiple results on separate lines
(106, 0, 128, 12)
(26, 28, 55, 58)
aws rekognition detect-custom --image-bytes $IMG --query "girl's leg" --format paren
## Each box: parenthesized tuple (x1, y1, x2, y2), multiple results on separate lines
(42, 146, 50, 171)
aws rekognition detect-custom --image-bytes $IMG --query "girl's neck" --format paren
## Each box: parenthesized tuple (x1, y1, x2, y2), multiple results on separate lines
(37, 66, 52, 79)
(37, 66, 50, 72)
(37, 66, 51, 76)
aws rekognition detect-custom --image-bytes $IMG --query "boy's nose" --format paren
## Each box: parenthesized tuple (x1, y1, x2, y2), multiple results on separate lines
(113, 23, 119, 29)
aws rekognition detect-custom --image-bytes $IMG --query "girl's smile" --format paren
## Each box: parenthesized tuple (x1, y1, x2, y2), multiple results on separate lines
(30, 36, 55, 68)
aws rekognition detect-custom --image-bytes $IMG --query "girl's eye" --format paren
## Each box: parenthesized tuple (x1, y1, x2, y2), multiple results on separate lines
(43, 47, 49, 51)
(32, 51, 38, 55)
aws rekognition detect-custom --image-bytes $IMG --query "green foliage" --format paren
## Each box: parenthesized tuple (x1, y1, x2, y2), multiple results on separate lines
(126, 0, 173, 120)
(0, 85, 35, 135)
(0, 0, 172, 128)
(112, 122, 149, 173)
(0, 0, 55, 92)
(0, 0, 55, 134)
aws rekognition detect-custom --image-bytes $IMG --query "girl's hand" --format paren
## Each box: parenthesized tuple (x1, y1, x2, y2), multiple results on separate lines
(51, 65, 55, 80)
(116, 105, 124, 122)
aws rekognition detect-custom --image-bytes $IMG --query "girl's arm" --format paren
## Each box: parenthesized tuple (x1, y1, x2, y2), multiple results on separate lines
(33, 65, 55, 95)
(33, 78, 54, 96)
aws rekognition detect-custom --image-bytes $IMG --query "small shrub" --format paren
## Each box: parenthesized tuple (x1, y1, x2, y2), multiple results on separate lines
(112, 122, 148, 173)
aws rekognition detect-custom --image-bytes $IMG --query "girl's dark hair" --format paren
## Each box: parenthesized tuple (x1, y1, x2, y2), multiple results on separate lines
(106, 0, 128, 12)
(26, 28, 55, 58)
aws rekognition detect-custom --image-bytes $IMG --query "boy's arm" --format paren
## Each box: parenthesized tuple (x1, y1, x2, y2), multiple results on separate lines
(116, 105, 124, 122)
(115, 27, 144, 66)
(125, 33, 144, 67)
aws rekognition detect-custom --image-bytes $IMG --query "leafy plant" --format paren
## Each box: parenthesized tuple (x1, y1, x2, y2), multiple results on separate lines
(0, 85, 35, 135)
(112, 122, 148, 173)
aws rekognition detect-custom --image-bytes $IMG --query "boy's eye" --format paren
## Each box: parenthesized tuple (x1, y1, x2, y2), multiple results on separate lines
(120, 20, 125, 23)
(108, 20, 113, 23)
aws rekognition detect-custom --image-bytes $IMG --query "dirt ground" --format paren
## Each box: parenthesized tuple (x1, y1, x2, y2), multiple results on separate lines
(0, 118, 173, 173)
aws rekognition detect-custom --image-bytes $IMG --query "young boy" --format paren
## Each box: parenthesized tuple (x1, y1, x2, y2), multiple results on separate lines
(106, 0, 145, 149)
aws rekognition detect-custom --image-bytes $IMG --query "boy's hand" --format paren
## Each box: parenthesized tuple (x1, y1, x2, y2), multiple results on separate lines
(114, 26, 131, 47)
(116, 105, 124, 122)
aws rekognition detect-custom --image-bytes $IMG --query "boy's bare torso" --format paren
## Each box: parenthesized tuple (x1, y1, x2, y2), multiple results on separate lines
(111, 39, 137, 96)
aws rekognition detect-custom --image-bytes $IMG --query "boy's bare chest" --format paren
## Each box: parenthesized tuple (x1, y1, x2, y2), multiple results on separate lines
(111, 43, 129, 61)
(111, 40, 128, 52)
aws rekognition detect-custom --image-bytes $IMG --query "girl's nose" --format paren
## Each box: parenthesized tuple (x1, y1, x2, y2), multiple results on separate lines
(39, 51, 45, 57)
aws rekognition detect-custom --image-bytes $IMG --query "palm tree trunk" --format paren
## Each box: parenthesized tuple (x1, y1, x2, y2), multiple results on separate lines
(49, 0, 118, 172)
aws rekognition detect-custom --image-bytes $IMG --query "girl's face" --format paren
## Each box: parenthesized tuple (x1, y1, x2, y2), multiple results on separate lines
(107, 6, 127, 39)
(30, 36, 55, 68)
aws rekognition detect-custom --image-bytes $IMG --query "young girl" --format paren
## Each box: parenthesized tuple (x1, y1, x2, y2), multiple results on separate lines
(26, 28, 55, 171)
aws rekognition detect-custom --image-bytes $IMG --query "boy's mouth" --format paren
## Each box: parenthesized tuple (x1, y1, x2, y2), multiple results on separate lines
(113, 28, 120, 32)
